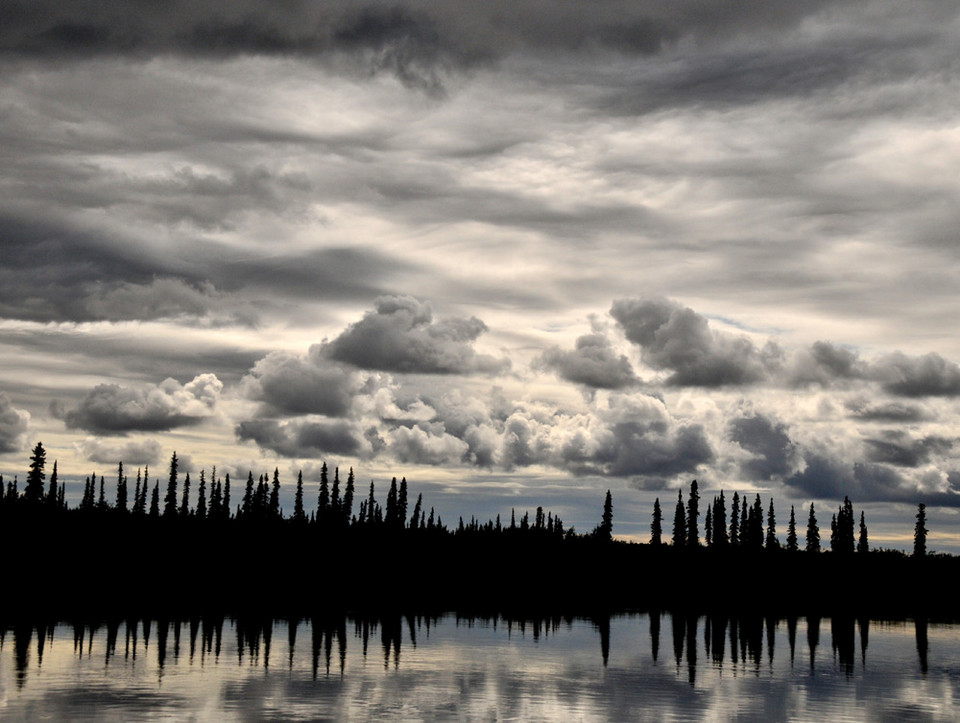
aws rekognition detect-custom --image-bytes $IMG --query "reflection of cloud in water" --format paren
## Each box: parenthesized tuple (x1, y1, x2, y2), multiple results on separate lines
(1, 615, 959, 721)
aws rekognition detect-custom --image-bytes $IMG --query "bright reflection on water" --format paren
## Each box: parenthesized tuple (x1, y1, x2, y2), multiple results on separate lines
(1, 613, 958, 721)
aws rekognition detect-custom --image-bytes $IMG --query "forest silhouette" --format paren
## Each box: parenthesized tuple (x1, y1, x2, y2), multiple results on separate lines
(2, 442, 957, 620)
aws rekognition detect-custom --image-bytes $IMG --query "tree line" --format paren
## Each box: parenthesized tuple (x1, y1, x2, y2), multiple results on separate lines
(1, 442, 952, 619)
(651, 479, 932, 558)
(0, 442, 935, 557)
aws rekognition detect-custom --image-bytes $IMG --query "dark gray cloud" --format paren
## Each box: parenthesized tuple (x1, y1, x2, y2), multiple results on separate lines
(729, 414, 798, 481)
(0, 0, 840, 64)
(236, 418, 368, 458)
(862, 431, 953, 468)
(789, 341, 866, 387)
(582, 420, 712, 479)
(64, 374, 222, 435)
(241, 351, 360, 418)
(786, 451, 960, 507)
(610, 297, 779, 386)
(871, 352, 960, 397)
(538, 333, 637, 390)
(784, 453, 857, 500)
(0, 390, 30, 453)
(322, 295, 509, 375)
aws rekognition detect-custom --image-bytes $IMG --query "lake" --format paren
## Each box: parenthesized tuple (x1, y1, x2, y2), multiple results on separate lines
(2, 612, 957, 721)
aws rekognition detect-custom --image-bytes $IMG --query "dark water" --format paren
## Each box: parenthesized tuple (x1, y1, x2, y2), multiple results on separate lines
(2, 613, 957, 721)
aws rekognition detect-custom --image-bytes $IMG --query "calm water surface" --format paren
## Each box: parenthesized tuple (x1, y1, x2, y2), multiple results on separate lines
(1, 612, 957, 721)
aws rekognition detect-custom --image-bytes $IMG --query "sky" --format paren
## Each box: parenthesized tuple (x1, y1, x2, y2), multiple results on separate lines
(2, 0, 960, 551)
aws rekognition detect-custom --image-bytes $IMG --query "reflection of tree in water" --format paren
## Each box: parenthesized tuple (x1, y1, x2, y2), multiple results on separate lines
(857, 616, 869, 667)
(649, 608, 660, 663)
(831, 615, 856, 677)
(105, 617, 120, 663)
(189, 615, 200, 663)
(807, 615, 821, 673)
(671, 612, 685, 670)
(4, 609, 935, 692)
(685, 614, 697, 686)
(381, 614, 403, 669)
(786, 615, 797, 667)
(14, 622, 31, 690)
(288, 618, 298, 669)
(916, 616, 928, 674)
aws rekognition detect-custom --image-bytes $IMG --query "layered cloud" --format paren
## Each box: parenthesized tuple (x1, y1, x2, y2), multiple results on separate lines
(63, 374, 222, 434)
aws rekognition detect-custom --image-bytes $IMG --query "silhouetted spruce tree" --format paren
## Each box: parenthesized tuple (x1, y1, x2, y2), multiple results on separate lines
(651, 497, 663, 545)
(254, 474, 268, 516)
(293, 470, 305, 523)
(222, 474, 231, 520)
(330, 468, 341, 519)
(765, 498, 778, 548)
(914, 503, 927, 557)
(704, 505, 713, 546)
(672, 490, 686, 547)
(729, 492, 740, 547)
(317, 463, 330, 524)
(598, 490, 613, 542)
(342, 468, 355, 524)
(857, 511, 868, 554)
(23, 441, 46, 504)
(149, 482, 160, 518)
(806, 503, 820, 552)
(686, 480, 699, 546)
(80, 474, 93, 511)
(366, 481, 377, 527)
(115, 462, 128, 513)
(132, 469, 143, 516)
(164, 452, 179, 518)
(741, 497, 750, 547)
(97, 475, 107, 512)
(180, 473, 191, 517)
(398, 478, 408, 530)
(46, 460, 59, 509)
(832, 497, 855, 554)
(410, 493, 422, 529)
(713, 491, 728, 547)
(786, 505, 798, 551)
(196, 470, 207, 520)
(270, 468, 280, 518)
(242, 471, 255, 518)
(385, 477, 398, 528)
(138, 466, 150, 515)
